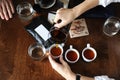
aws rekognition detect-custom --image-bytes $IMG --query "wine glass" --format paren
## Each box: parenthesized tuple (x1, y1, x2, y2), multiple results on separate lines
(103, 16, 120, 37)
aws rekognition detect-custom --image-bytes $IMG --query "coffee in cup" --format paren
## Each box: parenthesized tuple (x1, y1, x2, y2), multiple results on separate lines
(65, 45, 79, 63)
(82, 43, 97, 62)
(49, 43, 64, 58)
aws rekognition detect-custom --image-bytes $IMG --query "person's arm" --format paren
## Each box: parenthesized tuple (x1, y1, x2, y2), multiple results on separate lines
(72, 0, 99, 20)
(54, 0, 120, 28)
(48, 55, 94, 80)
(74, 0, 120, 16)
(0, 0, 14, 20)
(48, 55, 115, 80)
(54, 0, 99, 28)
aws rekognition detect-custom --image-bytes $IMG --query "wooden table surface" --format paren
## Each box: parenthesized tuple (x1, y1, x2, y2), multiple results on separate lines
(0, 0, 120, 80)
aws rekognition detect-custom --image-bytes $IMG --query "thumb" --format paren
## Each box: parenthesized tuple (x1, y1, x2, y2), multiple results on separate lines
(48, 55, 55, 66)
(59, 56, 67, 65)
(54, 22, 65, 28)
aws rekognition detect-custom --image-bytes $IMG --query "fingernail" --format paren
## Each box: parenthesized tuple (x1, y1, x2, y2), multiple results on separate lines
(6, 18, 9, 20)
(1, 17, 4, 20)
(10, 15, 13, 18)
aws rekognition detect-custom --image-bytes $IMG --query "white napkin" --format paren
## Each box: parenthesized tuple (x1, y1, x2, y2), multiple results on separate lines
(94, 75, 115, 80)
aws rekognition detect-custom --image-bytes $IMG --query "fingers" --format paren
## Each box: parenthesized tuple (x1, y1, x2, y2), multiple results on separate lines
(54, 8, 63, 23)
(48, 55, 59, 69)
(59, 56, 68, 66)
(5, 0, 12, 19)
(54, 14, 66, 28)
(54, 22, 66, 28)
(54, 14, 60, 24)
(0, 0, 14, 20)
(1, 0, 9, 20)
(0, 7, 4, 19)
(48, 55, 65, 70)
(54, 8, 67, 28)
(8, 0, 14, 14)
(49, 55, 68, 67)
(59, 56, 65, 63)
(54, 8, 66, 28)
(48, 55, 54, 64)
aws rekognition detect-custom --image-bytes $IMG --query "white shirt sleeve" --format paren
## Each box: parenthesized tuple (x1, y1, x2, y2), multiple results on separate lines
(94, 75, 115, 80)
(99, 0, 120, 7)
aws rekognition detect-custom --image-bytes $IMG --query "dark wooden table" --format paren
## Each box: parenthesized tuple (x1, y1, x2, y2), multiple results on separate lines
(0, 0, 120, 80)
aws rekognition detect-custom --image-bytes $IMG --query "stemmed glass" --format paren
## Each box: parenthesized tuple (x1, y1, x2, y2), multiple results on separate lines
(103, 16, 120, 37)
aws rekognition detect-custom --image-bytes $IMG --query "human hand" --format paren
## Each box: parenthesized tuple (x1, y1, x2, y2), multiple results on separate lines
(54, 8, 76, 28)
(0, 0, 14, 20)
(48, 55, 76, 80)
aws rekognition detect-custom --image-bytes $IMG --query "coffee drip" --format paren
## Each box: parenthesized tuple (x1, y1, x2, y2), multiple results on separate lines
(49, 26, 68, 44)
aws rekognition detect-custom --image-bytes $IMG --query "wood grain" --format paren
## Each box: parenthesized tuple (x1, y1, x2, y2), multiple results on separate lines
(0, 0, 120, 80)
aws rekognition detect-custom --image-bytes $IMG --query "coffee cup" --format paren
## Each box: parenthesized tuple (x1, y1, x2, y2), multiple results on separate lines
(49, 43, 64, 58)
(82, 43, 97, 62)
(65, 45, 80, 63)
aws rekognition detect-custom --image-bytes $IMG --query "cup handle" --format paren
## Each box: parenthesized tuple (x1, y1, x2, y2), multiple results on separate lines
(87, 43, 90, 48)
(61, 43, 65, 47)
(70, 45, 73, 49)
